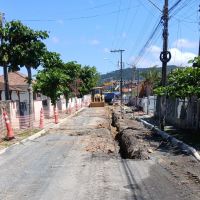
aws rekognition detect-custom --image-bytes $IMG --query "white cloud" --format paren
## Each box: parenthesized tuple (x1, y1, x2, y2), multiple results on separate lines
(173, 38, 198, 49)
(52, 36, 60, 44)
(128, 56, 159, 68)
(149, 45, 161, 54)
(90, 39, 100, 46)
(148, 45, 161, 58)
(129, 45, 196, 68)
(169, 48, 196, 66)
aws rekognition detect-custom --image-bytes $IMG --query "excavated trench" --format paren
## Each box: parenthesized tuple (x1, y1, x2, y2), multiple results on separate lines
(111, 109, 163, 160)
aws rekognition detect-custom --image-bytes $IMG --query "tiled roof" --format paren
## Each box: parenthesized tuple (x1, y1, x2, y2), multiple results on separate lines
(0, 71, 29, 91)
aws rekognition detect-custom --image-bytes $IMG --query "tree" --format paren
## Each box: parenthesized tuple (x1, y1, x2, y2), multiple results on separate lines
(34, 51, 69, 106)
(0, 20, 48, 114)
(33, 68, 69, 106)
(154, 57, 200, 98)
(62, 61, 81, 99)
(190, 56, 200, 68)
(140, 66, 161, 97)
(79, 66, 100, 97)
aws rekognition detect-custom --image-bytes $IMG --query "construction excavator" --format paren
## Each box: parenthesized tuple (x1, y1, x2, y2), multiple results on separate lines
(89, 87, 105, 107)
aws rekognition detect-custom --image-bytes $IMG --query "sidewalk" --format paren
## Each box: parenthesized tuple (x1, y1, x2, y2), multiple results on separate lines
(0, 106, 86, 151)
(133, 113, 200, 155)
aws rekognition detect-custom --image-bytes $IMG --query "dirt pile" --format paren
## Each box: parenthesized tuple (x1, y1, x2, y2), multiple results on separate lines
(112, 110, 159, 160)
(117, 128, 150, 159)
(82, 128, 116, 155)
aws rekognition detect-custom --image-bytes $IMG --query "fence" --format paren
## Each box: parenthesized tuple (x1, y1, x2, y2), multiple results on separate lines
(0, 95, 91, 140)
(136, 95, 200, 130)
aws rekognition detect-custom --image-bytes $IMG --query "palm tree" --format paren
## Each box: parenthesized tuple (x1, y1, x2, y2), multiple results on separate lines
(140, 65, 161, 97)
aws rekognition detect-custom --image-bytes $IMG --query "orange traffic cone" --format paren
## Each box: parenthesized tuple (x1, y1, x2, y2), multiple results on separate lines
(3, 111, 15, 140)
(39, 108, 44, 129)
(54, 107, 58, 124)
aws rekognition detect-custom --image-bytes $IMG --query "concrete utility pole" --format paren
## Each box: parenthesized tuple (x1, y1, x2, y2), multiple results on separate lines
(110, 49, 125, 115)
(0, 12, 9, 100)
(159, 0, 171, 130)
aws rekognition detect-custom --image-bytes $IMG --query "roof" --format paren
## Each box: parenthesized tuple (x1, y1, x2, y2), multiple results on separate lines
(0, 71, 29, 92)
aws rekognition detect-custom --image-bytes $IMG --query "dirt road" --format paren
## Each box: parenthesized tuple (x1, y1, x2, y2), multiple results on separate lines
(0, 107, 199, 200)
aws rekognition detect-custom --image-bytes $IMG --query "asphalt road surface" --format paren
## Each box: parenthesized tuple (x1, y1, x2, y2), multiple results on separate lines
(0, 107, 199, 200)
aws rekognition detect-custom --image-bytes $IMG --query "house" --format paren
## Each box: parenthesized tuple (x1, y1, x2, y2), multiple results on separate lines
(0, 72, 47, 115)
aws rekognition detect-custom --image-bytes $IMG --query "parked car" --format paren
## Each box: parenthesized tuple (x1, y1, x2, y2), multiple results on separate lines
(104, 92, 120, 105)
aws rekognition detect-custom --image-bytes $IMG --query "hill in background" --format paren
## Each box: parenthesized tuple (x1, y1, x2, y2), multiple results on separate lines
(100, 65, 178, 83)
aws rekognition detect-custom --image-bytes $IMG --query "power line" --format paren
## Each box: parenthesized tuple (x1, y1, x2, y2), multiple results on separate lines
(146, 0, 162, 12)
(127, 11, 158, 58)
(129, 0, 196, 68)
(119, 6, 140, 49)
(169, 0, 198, 18)
(131, 19, 162, 66)
(111, 0, 122, 49)
(115, 0, 132, 49)
(169, 0, 182, 13)
(20, 6, 138, 22)
(84, 1, 117, 11)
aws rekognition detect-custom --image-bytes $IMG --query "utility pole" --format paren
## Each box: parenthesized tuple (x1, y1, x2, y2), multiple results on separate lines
(159, 0, 171, 130)
(110, 49, 125, 115)
(198, 4, 200, 57)
(0, 12, 9, 100)
(136, 68, 139, 107)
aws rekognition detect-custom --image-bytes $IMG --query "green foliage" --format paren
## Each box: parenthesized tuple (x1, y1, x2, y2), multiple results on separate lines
(41, 51, 63, 69)
(34, 52, 99, 104)
(0, 20, 48, 81)
(79, 66, 100, 96)
(33, 68, 69, 106)
(140, 65, 161, 88)
(154, 57, 200, 98)
(188, 56, 200, 68)
(62, 61, 81, 98)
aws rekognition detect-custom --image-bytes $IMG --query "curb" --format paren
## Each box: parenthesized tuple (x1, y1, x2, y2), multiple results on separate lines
(0, 107, 86, 156)
(136, 117, 200, 161)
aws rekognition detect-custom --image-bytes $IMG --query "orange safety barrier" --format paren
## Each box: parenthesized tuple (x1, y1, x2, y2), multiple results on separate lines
(3, 111, 15, 140)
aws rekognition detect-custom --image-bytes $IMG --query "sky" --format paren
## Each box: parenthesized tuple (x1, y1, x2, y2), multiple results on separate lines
(0, 0, 199, 76)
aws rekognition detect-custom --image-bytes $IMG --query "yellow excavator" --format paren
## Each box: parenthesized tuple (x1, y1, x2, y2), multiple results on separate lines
(89, 87, 105, 107)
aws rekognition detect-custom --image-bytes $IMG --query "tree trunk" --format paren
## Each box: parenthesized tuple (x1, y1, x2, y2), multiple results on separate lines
(26, 67, 33, 127)
(3, 65, 10, 100)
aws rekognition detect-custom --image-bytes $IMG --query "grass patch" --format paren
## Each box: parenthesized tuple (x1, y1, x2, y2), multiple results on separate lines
(0, 129, 41, 149)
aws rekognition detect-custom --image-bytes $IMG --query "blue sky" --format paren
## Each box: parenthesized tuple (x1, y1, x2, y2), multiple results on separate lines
(0, 0, 199, 75)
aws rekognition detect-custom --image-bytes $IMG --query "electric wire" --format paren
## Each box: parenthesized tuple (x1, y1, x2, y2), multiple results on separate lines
(170, 0, 198, 19)
(115, 0, 132, 49)
(146, 0, 162, 12)
(20, 6, 133, 22)
(128, 0, 197, 69)
(127, 11, 158, 58)
(111, 0, 122, 49)
(120, 6, 140, 49)
(131, 19, 162, 67)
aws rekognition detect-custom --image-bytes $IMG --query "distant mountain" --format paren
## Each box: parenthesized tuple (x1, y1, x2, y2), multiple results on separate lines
(100, 65, 178, 83)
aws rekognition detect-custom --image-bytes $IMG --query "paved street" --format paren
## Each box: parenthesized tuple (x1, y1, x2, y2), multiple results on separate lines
(0, 107, 199, 200)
